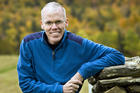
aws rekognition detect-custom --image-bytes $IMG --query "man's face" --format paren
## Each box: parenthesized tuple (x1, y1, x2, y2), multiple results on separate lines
(41, 8, 68, 45)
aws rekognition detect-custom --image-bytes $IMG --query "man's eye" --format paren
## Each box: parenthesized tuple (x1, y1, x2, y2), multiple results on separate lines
(55, 20, 62, 24)
(46, 21, 52, 25)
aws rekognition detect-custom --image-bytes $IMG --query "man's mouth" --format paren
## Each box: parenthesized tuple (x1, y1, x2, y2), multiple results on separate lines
(50, 31, 60, 34)
(49, 31, 61, 37)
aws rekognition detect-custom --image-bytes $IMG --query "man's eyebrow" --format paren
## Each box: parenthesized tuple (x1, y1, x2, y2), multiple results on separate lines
(45, 20, 63, 22)
(45, 21, 51, 22)
(44, 20, 51, 23)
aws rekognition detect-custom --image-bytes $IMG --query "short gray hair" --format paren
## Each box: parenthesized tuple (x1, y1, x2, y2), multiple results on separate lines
(41, 2, 66, 21)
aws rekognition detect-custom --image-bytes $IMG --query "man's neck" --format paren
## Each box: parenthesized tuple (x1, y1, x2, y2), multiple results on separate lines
(44, 34, 62, 50)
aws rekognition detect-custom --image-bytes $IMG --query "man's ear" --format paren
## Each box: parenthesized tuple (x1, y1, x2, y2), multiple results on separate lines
(65, 18, 69, 27)
(40, 20, 44, 29)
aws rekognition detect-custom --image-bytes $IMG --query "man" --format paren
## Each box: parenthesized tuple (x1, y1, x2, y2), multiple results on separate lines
(17, 2, 125, 93)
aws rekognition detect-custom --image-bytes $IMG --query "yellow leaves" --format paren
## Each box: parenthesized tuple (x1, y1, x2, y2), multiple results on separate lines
(96, 30, 119, 49)
(123, 30, 140, 56)
(19, 26, 31, 41)
(6, 28, 17, 40)
(5, 28, 18, 48)
(83, 7, 98, 19)
(76, 30, 89, 39)
(119, 12, 140, 29)
(26, 20, 32, 29)
(100, 6, 111, 18)
(0, 0, 139, 55)
(112, 4, 122, 19)
(128, 13, 140, 26)
(119, 18, 127, 28)
(67, 15, 82, 33)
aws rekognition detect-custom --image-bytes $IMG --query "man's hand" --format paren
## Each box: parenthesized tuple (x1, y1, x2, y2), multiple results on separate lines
(63, 79, 82, 93)
(63, 72, 84, 93)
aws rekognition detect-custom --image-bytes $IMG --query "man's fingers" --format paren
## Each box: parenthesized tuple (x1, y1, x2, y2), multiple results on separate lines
(74, 84, 79, 89)
(69, 79, 82, 85)
(69, 83, 79, 92)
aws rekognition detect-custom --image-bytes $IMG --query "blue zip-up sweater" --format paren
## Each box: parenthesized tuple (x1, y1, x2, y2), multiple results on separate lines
(17, 30, 125, 93)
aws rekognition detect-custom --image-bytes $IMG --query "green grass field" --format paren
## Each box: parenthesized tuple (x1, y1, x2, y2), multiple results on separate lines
(0, 55, 88, 93)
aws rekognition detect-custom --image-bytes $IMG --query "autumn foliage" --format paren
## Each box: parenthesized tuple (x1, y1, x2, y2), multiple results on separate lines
(0, 0, 140, 56)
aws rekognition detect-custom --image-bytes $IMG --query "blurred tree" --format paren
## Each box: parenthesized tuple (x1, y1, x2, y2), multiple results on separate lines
(123, 29, 140, 56)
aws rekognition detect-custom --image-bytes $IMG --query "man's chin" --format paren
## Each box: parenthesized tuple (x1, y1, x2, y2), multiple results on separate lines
(49, 37, 61, 45)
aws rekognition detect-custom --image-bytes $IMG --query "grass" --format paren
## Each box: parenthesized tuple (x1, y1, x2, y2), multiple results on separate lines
(0, 55, 21, 93)
(0, 55, 88, 93)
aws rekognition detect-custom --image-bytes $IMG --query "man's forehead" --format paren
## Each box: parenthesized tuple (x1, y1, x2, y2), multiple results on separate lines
(42, 8, 64, 20)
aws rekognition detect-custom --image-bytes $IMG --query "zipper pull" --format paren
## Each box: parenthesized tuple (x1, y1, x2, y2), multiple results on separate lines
(52, 51, 55, 60)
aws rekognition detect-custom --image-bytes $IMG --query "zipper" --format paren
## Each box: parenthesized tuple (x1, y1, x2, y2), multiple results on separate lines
(52, 50, 55, 60)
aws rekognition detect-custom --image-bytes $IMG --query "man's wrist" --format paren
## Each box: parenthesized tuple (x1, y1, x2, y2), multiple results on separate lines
(74, 72, 84, 82)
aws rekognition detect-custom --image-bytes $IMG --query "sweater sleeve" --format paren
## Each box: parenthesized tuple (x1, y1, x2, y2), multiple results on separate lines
(78, 39, 125, 79)
(17, 40, 63, 93)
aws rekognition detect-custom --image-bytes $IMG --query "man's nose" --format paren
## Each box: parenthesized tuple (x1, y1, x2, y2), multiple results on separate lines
(51, 23, 57, 29)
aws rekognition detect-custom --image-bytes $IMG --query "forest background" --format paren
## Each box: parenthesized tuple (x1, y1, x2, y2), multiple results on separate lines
(0, 0, 140, 56)
(0, 0, 140, 93)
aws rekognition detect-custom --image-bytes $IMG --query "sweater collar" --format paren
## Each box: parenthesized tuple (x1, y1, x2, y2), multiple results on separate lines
(41, 29, 68, 50)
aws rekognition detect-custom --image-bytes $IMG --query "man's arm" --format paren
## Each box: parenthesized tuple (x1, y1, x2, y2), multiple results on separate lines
(63, 39, 125, 93)
(78, 39, 125, 79)
(17, 40, 63, 93)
